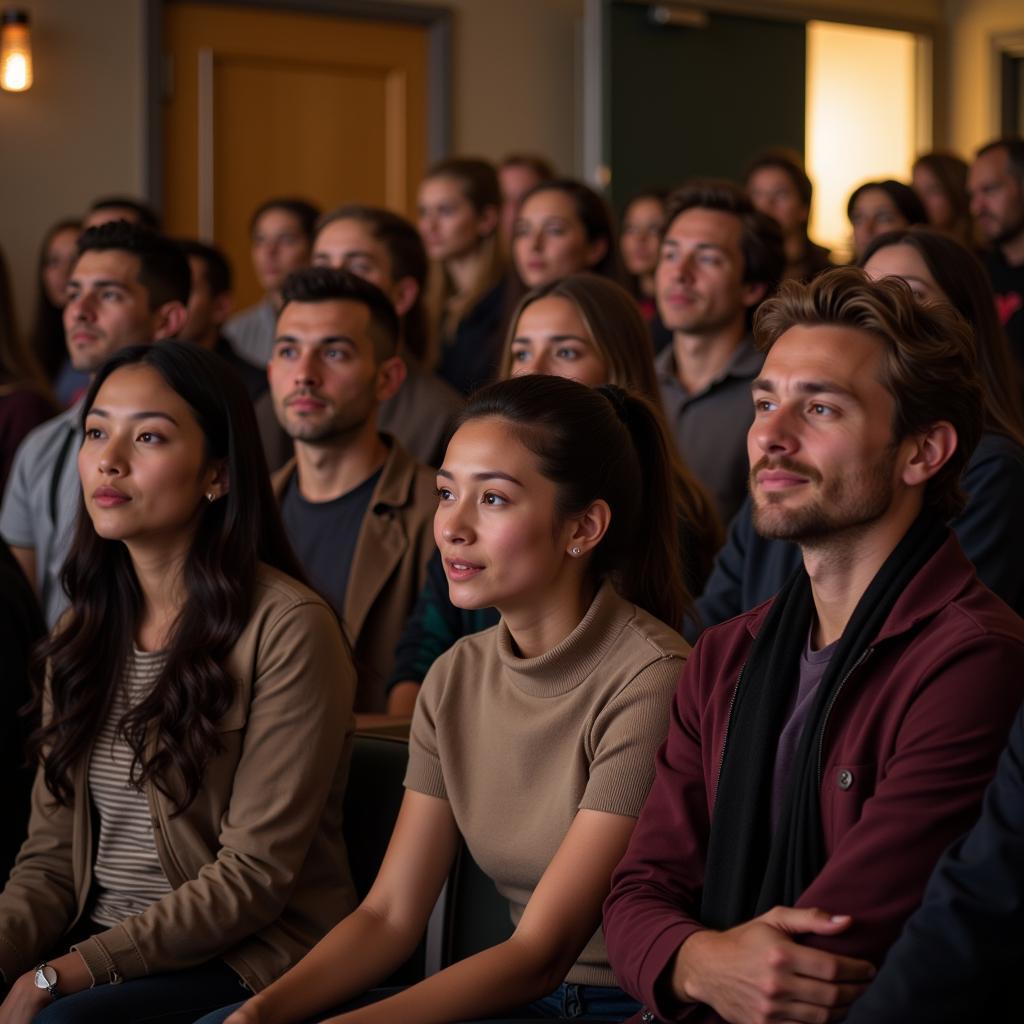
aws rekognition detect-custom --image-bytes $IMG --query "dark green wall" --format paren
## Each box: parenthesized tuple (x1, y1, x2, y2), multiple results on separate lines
(608, 2, 806, 211)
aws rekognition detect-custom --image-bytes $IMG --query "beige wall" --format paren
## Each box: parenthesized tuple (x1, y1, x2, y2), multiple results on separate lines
(947, 0, 1024, 157)
(403, 0, 582, 172)
(0, 0, 145, 338)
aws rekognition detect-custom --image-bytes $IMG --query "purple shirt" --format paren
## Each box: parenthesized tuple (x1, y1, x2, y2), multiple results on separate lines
(771, 624, 837, 832)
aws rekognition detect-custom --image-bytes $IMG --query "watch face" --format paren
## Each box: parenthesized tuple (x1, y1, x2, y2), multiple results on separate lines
(34, 964, 57, 989)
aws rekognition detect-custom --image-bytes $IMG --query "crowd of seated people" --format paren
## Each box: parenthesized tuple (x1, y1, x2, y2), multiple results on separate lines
(0, 136, 1023, 1024)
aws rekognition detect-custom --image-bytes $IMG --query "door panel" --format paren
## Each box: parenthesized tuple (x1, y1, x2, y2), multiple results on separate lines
(163, 3, 428, 308)
(606, 1, 806, 210)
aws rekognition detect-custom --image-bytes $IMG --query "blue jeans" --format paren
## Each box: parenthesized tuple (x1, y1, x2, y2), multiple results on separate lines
(32, 961, 247, 1023)
(195, 982, 639, 1023)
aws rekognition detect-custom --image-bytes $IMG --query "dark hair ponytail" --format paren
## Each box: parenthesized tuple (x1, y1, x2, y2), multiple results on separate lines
(460, 375, 689, 631)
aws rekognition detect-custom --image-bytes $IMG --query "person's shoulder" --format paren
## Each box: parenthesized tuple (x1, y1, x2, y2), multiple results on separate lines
(621, 602, 691, 665)
(13, 403, 77, 458)
(940, 574, 1024, 647)
(251, 563, 335, 620)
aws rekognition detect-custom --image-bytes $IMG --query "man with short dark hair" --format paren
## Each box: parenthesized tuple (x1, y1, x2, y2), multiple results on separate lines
(969, 137, 1024, 365)
(604, 268, 1024, 1024)
(655, 180, 785, 523)
(225, 197, 320, 369)
(176, 238, 267, 401)
(269, 267, 436, 712)
(0, 222, 189, 626)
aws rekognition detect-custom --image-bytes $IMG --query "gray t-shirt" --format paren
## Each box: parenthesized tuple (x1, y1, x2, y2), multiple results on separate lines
(0, 401, 83, 627)
(281, 467, 381, 617)
(655, 335, 763, 525)
(771, 625, 838, 832)
(223, 298, 278, 369)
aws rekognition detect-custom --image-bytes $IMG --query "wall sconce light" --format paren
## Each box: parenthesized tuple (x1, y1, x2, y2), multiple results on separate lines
(1, 8, 33, 93)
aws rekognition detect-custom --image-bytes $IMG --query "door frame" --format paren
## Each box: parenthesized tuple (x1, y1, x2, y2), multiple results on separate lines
(143, 0, 452, 206)
(581, 0, 946, 190)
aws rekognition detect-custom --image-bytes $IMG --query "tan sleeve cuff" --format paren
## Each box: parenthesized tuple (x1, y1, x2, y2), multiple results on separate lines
(72, 927, 148, 985)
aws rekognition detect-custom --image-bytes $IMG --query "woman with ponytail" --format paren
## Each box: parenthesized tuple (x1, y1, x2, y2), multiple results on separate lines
(204, 374, 690, 1024)
(386, 273, 718, 716)
(0, 343, 356, 1023)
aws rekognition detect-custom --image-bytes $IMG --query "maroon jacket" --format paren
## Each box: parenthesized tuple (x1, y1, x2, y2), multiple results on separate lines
(603, 533, 1024, 1023)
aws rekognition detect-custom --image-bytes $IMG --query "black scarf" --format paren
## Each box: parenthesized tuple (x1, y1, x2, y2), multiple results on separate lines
(700, 514, 948, 929)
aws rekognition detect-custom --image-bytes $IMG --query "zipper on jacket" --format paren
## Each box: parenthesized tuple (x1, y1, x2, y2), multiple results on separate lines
(714, 661, 748, 796)
(816, 647, 873, 785)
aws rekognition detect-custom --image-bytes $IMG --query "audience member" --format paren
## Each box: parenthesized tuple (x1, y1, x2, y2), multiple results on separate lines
(418, 157, 507, 394)
(28, 218, 80, 391)
(696, 227, 1024, 634)
(513, 179, 625, 292)
(176, 238, 267, 401)
(498, 152, 555, 246)
(0, 245, 54, 496)
(82, 195, 161, 232)
(912, 151, 973, 247)
(0, 221, 188, 627)
(0, 538, 44, 888)
(603, 268, 1024, 1024)
(620, 189, 672, 352)
(268, 268, 436, 713)
(199, 374, 690, 1024)
(387, 273, 722, 716)
(844, 702, 1024, 1022)
(304, 204, 464, 466)
(969, 137, 1024, 366)
(223, 197, 319, 369)
(654, 180, 784, 524)
(847, 179, 927, 261)
(0, 342, 355, 1023)
(745, 148, 832, 282)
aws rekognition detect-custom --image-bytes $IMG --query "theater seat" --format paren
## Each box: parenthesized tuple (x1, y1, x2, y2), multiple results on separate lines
(426, 841, 514, 972)
(342, 732, 426, 983)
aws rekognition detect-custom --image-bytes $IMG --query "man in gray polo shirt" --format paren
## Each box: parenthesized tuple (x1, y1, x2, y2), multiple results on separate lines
(0, 221, 189, 626)
(655, 181, 784, 524)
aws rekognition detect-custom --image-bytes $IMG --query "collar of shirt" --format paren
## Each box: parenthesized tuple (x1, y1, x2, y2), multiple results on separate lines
(655, 333, 761, 402)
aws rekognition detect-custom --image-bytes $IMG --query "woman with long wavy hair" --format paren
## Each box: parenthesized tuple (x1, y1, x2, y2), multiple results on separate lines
(0, 342, 357, 1024)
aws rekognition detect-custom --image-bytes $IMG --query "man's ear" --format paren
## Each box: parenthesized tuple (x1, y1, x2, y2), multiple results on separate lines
(901, 422, 958, 488)
(564, 499, 612, 559)
(211, 292, 234, 329)
(391, 276, 420, 318)
(740, 280, 768, 309)
(152, 301, 188, 340)
(376, 354, 407, 404)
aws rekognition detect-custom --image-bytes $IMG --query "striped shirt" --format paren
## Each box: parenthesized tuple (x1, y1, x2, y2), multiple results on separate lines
(88, 647, 173, 927)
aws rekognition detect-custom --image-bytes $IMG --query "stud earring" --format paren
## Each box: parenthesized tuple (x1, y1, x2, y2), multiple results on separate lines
(206, 492, 215, 503)
(571, 546, 581, 556)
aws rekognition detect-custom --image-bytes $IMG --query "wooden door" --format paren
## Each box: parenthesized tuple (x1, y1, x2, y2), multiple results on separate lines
(163, 3, 429, 308)
(603, 1, 806, 212)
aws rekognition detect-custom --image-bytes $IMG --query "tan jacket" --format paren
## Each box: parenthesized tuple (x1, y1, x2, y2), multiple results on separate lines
(273, 436, 438, 712)
(0, 567, 357, 992)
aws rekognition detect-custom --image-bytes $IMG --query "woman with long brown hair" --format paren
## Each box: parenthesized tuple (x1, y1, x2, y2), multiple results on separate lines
(0, 342, 356, 1023)
(418, 158, 507, 395)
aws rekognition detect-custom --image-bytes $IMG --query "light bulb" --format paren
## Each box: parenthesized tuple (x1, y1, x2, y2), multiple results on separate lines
(1, 11, 33, 93)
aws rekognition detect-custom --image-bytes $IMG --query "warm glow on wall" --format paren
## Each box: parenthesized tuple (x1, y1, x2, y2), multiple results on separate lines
(1, 9, 33, 93)
(806, 21, 926, 262)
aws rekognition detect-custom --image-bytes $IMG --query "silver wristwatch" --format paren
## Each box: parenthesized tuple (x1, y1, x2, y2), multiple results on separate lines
(33, 962, 60, 1000)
